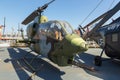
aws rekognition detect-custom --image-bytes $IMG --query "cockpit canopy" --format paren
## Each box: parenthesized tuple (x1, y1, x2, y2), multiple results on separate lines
(39, 20, 74, 40)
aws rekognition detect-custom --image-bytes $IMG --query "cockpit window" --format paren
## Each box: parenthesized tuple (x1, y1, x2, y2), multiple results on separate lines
(49, 22, 63, 40)
(39, 21, 74, 40)
(39, 21, 63, 40)
(50, 23, 62, 30)
(63, 22, 73, 34)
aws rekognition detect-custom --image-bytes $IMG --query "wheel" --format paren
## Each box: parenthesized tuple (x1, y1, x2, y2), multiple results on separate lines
(94, 56, 102, 66)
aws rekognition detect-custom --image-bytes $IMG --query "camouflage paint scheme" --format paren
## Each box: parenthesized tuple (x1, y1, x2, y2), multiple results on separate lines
(27, 18, 88, 66)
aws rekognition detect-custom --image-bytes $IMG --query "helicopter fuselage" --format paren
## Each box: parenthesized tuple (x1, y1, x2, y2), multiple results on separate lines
(26, 20, 88, 66)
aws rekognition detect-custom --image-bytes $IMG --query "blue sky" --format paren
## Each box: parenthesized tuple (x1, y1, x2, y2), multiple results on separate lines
(0, 0, 119, 34)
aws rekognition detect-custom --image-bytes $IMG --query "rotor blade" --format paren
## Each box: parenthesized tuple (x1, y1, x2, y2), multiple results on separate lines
(22, 0, 55, 25)
(22, 10, 38, 25)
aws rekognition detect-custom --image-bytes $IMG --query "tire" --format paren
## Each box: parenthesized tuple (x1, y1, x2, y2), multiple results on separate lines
(94, 56, 102, 66)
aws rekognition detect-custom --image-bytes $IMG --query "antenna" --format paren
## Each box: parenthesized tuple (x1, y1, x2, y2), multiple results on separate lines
(17, 23, 20, 37)
(3, 17, 6, 36)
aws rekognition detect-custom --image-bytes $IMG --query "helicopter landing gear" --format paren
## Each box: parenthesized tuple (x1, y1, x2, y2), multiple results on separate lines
(94, 46, 105, 66)
(72, 60, 96, 72)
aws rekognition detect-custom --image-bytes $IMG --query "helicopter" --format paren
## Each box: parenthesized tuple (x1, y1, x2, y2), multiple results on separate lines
(94, 16, 120, 66)
(19, 0, 88, 68)
(78, 1, 120, 66)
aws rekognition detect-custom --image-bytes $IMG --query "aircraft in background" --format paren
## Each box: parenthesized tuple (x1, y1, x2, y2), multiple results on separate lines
(78, 1, 120, 66)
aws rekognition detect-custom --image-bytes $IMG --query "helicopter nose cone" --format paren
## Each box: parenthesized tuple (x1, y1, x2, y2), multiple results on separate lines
(65, 34, 88, 52)
(71, 38, 88, 51)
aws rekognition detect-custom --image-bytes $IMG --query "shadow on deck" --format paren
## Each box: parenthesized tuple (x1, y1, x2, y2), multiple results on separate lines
(5, 47, 65, 80)
(75, 51, 120, 80)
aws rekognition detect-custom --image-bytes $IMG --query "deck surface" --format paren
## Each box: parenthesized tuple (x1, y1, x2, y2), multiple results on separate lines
(0, 47, 120, 80)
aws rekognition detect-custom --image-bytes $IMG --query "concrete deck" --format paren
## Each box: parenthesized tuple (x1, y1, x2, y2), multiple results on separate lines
(0, 47, 120, 80)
